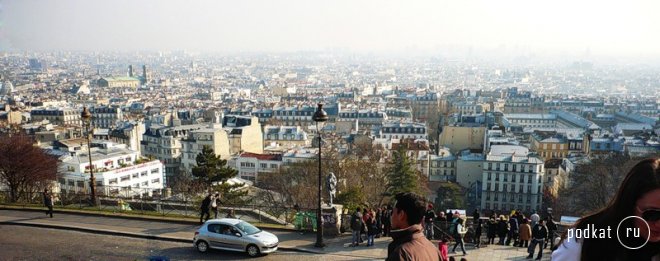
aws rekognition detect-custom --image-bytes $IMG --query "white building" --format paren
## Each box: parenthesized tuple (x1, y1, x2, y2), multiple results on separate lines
(57, 141, 164, 197)
(481, 145, 544, 213)
(233, 152, 283, 184)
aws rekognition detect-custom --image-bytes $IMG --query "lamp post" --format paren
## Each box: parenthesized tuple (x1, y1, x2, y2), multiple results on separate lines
(313, 103, 328, 248)
(81, 107, 97, 206)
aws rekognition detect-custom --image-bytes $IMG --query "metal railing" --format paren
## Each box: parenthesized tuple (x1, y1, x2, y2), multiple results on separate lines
(0, 190, 316, 228)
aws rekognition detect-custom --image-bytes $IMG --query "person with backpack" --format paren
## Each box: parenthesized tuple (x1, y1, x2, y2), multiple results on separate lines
(424, 204, 437, 239)
(451, 216, 468, 256)
(350, 207, 364, 247)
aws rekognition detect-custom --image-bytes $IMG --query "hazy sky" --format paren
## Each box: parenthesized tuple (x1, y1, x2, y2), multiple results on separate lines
(2, 0, 659, 57)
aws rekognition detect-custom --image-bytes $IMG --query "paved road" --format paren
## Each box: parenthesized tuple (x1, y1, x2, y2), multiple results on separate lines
(0, 225, 362, 261)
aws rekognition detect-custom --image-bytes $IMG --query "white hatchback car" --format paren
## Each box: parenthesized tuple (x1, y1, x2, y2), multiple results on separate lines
(193, 218, 279, 257)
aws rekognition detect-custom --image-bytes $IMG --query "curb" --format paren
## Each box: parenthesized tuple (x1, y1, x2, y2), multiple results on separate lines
(0, 220, 323, 255)
(0, 205, 296, 233)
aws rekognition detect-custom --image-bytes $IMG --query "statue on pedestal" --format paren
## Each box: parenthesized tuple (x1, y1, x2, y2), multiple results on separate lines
(326, 172, 337, 206)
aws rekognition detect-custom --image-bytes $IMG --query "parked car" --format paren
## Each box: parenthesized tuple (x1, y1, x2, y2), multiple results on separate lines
(193, 218, 279, 257)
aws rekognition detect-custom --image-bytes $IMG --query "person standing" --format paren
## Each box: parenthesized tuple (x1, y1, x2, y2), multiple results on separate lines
(474, 219, 483, 248)
(43, 188, 54, 218)
(367, 209, 378, 246)
(506, 213, 519, 246)
(472, 209, 480, 227)
(544, 215, 557, 249)
(386, 192, 443, 261)
(350, 207, 364, 247)
(518, 219, 532, 248)
(497, 215, 509, 245)
(211, 192, 220, 219)
(438, 238, 449, 261)
(382, 205, 392, 237)
(199, 193, 212, 224)
(424, 204, 436, 239)
(487, 217, 498, 245)
(527, 219, 548, 260)
(375, 207, 383, 238)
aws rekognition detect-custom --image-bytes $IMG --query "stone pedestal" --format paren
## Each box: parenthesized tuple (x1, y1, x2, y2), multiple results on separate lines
(321, 204, 343, 236)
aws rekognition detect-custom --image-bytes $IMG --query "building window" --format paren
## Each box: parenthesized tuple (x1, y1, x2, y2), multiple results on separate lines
(260, 163, 267, 169)
(121, 175, 130, 182)
(77, 181, 84, 188)
(132, 173, 139, 178)
(152, 178, 160, 184)
(109, 178, 118, 185)
(487, 172, 491, 181)
(141, 171, 148, 177)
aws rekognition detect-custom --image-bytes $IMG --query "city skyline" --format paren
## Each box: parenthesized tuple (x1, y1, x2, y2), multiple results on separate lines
(2, 0, 660, 59)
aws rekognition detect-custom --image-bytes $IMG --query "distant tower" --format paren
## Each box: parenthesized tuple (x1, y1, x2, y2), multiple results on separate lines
(128, 65, 134, 77)
(142, 65, 148, 83)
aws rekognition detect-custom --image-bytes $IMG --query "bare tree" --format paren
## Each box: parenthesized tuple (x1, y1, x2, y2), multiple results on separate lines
(0, 133, 58, 202)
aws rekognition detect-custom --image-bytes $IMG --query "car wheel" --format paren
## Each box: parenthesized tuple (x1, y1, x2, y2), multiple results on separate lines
(196, 241, 209, 253)
(246, 244, 260, 257)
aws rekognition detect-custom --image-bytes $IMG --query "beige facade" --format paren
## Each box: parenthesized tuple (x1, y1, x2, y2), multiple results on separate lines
(438, 126, 486, 154)
(180, 127, 231, 172)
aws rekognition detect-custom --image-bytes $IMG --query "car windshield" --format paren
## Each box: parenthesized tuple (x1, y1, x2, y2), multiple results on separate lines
(235, 221, 261, 235)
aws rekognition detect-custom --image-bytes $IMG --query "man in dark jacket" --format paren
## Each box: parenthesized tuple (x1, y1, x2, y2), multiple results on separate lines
(199, 193, 212, 224)
(43, 188, 54, 218)
(386, 193, 443, 261)
(527, 220, 548, 260)
(382, 205, 392, 237)
(350, 207, 364, 246)
(423, 204, 436, 239)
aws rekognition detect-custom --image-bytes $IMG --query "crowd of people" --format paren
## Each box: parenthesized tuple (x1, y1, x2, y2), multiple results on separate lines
(350, 205, 393, 247)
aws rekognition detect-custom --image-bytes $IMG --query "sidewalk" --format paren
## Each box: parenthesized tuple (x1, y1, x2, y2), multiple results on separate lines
(0, 208, 551, 260)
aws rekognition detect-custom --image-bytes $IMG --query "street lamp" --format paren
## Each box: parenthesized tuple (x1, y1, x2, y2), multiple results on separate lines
(81, 107, 97, 206)
(313, 103, 328, 248)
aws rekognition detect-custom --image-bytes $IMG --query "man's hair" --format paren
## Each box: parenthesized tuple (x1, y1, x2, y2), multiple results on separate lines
(394, 192, 426, 226)
(356, 207, 361, 212)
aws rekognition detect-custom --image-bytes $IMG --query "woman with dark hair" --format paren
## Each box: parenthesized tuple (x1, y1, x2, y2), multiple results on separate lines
(552, 158, 660, 261)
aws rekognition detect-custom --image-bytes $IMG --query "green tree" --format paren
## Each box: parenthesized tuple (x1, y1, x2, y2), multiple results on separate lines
(192, 145, 246, 204)
(386, 147, 421, 196)
(433, 182, 465, 212)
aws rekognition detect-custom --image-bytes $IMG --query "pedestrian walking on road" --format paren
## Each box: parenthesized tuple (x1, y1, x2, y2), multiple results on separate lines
(386, 192, 443, 261)
(211, 192, 220, 219)
(199, 193, 212, 224)
(43, 188, 54, 218)
(451, 216, 467, 256)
